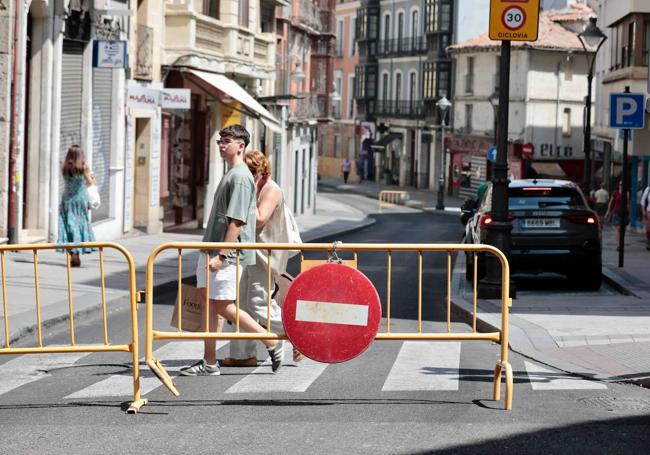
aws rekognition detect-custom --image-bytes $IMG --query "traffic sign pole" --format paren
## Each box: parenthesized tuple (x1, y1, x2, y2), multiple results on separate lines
(619, 87, 631, 268)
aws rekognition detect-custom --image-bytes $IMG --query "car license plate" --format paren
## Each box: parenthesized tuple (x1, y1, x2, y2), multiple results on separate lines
(524, 218, 560, 228)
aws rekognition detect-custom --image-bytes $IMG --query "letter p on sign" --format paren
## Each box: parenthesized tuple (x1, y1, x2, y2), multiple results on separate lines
(610, 93, 645, 129)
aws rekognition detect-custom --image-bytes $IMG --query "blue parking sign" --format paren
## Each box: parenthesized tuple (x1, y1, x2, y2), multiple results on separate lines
(610, 93, 645, 129)
(487, 146, 497, 162)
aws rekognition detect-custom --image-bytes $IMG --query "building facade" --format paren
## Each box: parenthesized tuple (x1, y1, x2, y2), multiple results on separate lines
(589, 0, 650, 226)
(1, 0, 297, 244)
(265, 0, 334, 215)
(319, 0, 359, 180)
(448, 5, 595, 198)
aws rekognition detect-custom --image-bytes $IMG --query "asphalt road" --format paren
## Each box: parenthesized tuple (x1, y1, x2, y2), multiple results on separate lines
(1, 192, 649, 454)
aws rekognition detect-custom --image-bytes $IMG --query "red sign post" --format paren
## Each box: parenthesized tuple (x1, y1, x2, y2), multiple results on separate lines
(282, 263, 382, 363)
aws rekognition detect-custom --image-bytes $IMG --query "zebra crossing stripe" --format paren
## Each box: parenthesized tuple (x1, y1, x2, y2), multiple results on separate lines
(65, 341, 215, 399)
(0, 352, 91, 396)
(225, 343, 328, 394)
(382, 341, 461, 391)
(523, 361, 607, 390)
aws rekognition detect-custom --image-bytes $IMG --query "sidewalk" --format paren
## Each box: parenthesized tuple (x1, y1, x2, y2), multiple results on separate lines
(0, 192, 374, 345)
(451, 225, 650, 383)
(318, 175, 465, 214)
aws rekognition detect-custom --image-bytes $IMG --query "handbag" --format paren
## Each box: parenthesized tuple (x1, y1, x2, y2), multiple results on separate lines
(170, 283, 224, 332)
(87, 184, 101, 210)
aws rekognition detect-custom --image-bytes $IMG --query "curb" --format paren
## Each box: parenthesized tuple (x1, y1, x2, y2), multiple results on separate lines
(319, 182, 461, 217)
(9, 215, 377, 344)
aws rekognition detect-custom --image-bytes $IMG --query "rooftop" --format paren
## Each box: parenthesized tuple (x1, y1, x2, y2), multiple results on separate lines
(448, 5, 595, 53)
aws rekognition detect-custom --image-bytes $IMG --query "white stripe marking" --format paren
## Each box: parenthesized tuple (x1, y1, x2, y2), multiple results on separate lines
(382, 341, 461, 391)
(225, 343, 327, 393)
(65, 341, 224, 399)
(0, 352, 91, 396)
(524, 361, 607, 390)
(295, 299, 368, 326)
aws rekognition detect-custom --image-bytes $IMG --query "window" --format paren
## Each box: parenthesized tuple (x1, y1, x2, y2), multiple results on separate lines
(465, 56, 474, 94)
(423, 63, 435, 98)
(411, 10, 419, 37)
(238, 0, 249, 28)
(350, 18, 357, 56)
(562, 108, 571, 137)
(336, 20, 344, 57)
(643, 21, 650, 66)
(426, 0, 452, 33)
(334, 135, 341, 158)
(409, 72, 417, 102)
(397, 12, 404, 41)
(383, 14, 391, 41)
(626, 22, 635, 67)
(203, 0, 219, 19)
(348, 137, 355, 159)
(395, 73, 402, 102)
(423, 61, 450, 99)
(465, 104, 473, 132)
(356, 66, 366, 97)
(382, 73, 389, 100)
(348, 75, 355, 117)
(334, 75, 342, 118)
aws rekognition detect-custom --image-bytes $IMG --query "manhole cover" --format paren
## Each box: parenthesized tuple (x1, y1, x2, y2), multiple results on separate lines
(578, 396, 650, 411)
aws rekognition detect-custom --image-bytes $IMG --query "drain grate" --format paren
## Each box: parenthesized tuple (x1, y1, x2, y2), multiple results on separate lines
(578, 396, 650, 411)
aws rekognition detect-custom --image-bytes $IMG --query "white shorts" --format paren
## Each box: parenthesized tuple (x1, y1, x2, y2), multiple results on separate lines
(195, 254, 243, 301)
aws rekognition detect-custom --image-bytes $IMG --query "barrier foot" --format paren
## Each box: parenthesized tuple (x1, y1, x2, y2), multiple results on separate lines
(503, 362, 513, 411)
(127, 398, 148, 414)
(492, 362, 502, 401)
(147, 357, 179, 396)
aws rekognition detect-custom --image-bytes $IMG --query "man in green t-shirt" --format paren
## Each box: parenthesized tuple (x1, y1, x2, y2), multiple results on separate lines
(180, 124, 283, 376)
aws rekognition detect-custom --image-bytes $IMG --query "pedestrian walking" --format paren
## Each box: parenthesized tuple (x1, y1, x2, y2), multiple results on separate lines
(180, 124, 283, 377)
(641, 184, 650, 251)
(605, 181, 629, 251)
(57, 145, 96, 267)
(593, 183, 609, 221)
(222, 150, 303, 367)
(355, 157, 364, 183)
(341, 158, 351, 184)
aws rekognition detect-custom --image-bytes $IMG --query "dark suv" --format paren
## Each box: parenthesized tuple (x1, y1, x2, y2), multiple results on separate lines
(462, 179, 602, 290)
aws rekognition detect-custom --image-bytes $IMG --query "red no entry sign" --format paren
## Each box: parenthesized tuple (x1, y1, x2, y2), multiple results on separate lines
(282, 263, 382, 363)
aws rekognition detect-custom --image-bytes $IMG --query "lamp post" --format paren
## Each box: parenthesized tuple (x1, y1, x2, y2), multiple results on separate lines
(436, 96, 451, 211)
(577, 17, 607, 190)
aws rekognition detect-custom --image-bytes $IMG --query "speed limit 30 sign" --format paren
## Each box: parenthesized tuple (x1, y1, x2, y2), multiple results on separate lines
(489, 0, 540, 42)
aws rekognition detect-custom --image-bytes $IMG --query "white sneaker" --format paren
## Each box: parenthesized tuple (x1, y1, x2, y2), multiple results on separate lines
(179, 359, 220, 376)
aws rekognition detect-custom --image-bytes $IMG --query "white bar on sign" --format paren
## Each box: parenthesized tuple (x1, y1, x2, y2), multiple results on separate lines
(295, 300, 368, 326)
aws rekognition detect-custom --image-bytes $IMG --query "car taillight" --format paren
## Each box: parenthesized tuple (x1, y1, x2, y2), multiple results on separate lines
(479, 214, 493, 228)
(566, 214, 598, 225)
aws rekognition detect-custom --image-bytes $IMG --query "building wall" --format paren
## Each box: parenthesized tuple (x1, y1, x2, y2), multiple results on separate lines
(0, 1, 14, 242)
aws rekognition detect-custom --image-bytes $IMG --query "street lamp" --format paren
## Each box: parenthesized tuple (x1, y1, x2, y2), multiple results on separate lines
(577, 16, 607, 189)
(436, 95, 451, 210)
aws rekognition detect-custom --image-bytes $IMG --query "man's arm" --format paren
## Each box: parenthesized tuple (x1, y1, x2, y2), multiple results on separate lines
(208, 218, 244, 272)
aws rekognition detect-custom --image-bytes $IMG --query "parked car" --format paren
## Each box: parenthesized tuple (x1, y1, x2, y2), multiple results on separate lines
(461, 179, 602, 290)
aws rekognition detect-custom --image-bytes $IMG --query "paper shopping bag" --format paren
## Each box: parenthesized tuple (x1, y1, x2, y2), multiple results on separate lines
(170, 284, 224, 332)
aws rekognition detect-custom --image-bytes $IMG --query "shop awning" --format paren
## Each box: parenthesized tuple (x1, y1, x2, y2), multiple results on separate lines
(186, 70, 282, 133)
(530, 162, 567, 178)
(371, 133, 403, 150)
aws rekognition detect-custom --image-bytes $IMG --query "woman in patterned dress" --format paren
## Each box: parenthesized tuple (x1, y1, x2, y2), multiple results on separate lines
(58, 145, 96, 267)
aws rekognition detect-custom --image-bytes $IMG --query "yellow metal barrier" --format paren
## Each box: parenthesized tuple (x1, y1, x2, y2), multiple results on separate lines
(144, 242, 513, 410)
(378, 190, 410, 213)
(0, 242, 146, 413)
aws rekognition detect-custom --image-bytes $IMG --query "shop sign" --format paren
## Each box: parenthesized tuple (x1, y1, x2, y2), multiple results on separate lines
(92, 40, 127, 69)
(537, 144, 574, 159)
(222, 102, 242, 128)
(160, 89, 191, 109)
(126, 86, 159, 110)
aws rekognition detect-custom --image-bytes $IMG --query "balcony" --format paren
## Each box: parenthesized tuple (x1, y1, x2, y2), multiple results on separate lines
(377, 37, 428, 57)
(374, 99, 424, 118)
(164, 4, 274, 77)
(291, 93, 330, 120)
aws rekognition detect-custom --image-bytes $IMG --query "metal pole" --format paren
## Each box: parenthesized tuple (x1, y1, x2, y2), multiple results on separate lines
(479, 40, 514, 299)
(436, 123, 445, 210)
(584, 72, 593, 189)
